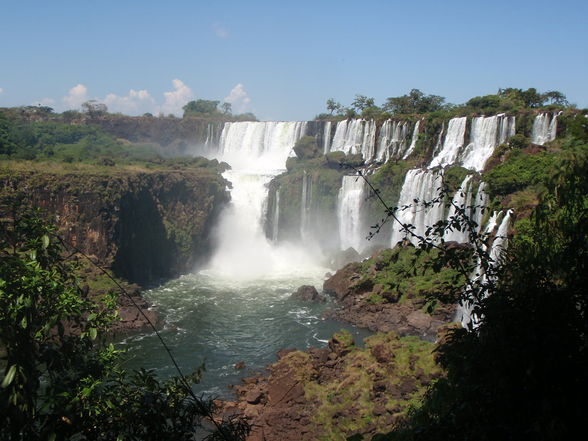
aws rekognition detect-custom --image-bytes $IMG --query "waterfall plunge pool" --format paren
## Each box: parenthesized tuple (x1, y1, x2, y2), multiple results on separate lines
(117, 271, 371, 398)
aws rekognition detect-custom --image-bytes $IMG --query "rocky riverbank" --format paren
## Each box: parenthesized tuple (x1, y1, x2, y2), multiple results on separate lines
(321, 245, 461, 340)
(221, 330, 443, 441)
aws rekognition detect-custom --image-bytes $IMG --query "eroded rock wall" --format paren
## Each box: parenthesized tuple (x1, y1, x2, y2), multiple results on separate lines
(0, 168, 229, 285)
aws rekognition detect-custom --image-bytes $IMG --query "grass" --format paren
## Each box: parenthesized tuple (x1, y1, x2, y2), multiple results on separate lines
(297, 332, 441, 440)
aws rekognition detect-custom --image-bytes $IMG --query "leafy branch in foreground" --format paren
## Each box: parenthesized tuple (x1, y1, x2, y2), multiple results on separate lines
(344, 164, 505, 328)
(341, 139, 587, 440)
(0, 204, 248, 440)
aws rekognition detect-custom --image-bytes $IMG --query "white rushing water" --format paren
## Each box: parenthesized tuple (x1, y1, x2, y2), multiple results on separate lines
(458, 209, 513, 328)
(338, 174, 367, 252)
(429, 117, 467, 168)
(444, 175, 473, 243)
(300, 170, 312, 243)
(376, 120, 409, 162)
(460, 115, 515, 171)
(472, 182, 489, 233)
(205, 121, 325, 280)
(402, 119, 422, 159)
(322, 121, 332, 154)
(328, 119, 377, 162)
(271, 189, 280, 242)
(531, 112, 559, 145)
(390, 169, 445, 246)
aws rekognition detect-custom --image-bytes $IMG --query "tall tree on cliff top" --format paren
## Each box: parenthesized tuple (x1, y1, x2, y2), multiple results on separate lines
(383, 89, 445, 115)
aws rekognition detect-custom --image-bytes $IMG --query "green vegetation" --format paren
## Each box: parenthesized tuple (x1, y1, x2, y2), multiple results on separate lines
(383, 90, 446, 115)
(293, 135, 321, 159)
(0, 108, 232, 173)
(0, 206, 247, 440)
(182, 99, 256, 121)
(302, 332, 441, 441)
(370, 124, 588, 441)
(358, 247, 465, 310)
(320, 87, 570, 121)
(364, 161, 412, 240)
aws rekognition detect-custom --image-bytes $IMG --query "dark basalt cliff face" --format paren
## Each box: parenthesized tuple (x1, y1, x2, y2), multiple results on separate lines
(0, 168, 229, 285)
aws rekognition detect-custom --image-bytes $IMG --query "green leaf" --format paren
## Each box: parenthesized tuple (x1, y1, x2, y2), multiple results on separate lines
(42, 234, 50, 249)
(89, 328, 97, 340)
(29, 249, 37, 261)
(1, 365, 17, 388)
(20, 316, 27, 329)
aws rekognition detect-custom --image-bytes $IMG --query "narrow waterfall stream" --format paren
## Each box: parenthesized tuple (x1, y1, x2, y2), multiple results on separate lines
(120, 121, 371, 397)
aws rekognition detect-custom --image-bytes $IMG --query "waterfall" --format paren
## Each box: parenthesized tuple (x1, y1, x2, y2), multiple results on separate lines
(459, 210, 512, 328)
(472, 182, 489, 233)
(390, 169, 445, 246)
(338, 174, 367, 252)
(329, 119, 377, 162)
(460, 114, 515, 171)
(271, 189, 280, 242)
(377, 120, 409, 162)
(204, 121, 321, 279)
(431, 122, 445, 157)
(429, 117, 467, 168)
(460, 116, 498, 171)
(300, 170, 312, 242)
(402, 119, 422, 159)
(531, 112, 559, 145)
(489, 209, 512, 264)
(498, 115, 516, 145)
(322, 121, 332, 154)
(444, 175, 473, 243)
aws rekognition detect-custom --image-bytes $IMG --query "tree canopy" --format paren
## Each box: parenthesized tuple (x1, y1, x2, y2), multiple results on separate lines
(0, 205, 249, 440)
(383, 89, 446, 115)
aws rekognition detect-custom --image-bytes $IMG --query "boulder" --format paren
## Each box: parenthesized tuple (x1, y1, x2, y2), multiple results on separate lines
(291, 285, 325, 303)
(329, 247, 361, 269)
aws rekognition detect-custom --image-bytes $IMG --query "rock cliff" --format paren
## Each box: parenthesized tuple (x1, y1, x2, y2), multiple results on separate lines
(0, 166, 229, 285)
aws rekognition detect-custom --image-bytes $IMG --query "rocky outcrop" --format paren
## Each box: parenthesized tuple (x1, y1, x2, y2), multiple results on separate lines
(291, 285, 325, 303)
(221, 331, 442, 441)
(322, 246, 461, 340)
(0, 167, 229, 285)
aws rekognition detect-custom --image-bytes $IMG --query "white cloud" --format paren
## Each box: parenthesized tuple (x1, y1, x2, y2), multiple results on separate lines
(104, 89, 155, 114)
(62, 84, 88, 109)
(212, 22, 229, 38)
(33, 97, 56, 106)
(224, 83, 251, 113)
(43, 80, 195, 116)
(159, 79, 193, 116)
(0, 88, 4, 94)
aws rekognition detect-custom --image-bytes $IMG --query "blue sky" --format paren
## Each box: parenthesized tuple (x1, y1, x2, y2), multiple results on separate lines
(1, 0, 586, 120)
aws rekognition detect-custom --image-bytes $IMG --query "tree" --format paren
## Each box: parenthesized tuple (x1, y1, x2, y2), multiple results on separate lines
(326, 98, 342, 115)
(543, 90, 568, 106)
(0, 113, 17, 155)
(81, 100, 108, 117)
(351, 95, 376, 113)
(368, 135, 588, 441)
(383, 89, 445, 115)
(221, 102, 232, 115)
(0, 204, 248, 440)
(182, 100, 221, 118)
